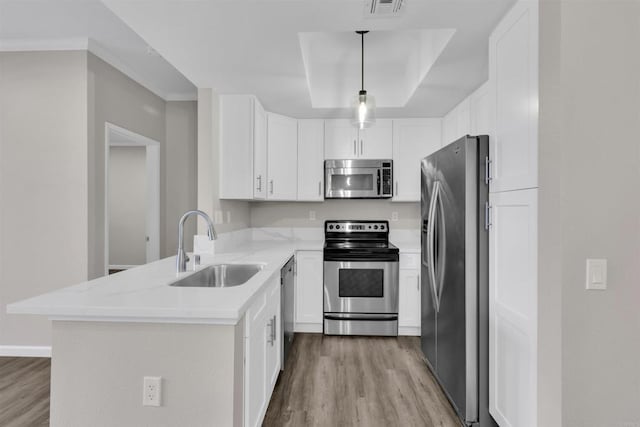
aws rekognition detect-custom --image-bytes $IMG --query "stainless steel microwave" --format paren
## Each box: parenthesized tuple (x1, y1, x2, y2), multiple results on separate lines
(324, 159, 393, 199)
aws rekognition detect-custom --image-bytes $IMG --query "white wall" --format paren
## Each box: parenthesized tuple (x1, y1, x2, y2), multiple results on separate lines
(164, 101, 198, 256)
(0, 51, 88, 347)
(108, 146, 147, 266)
(539, 1, 640, 425)
(197, 88, 250, 234)
(87, 53, 166, 279)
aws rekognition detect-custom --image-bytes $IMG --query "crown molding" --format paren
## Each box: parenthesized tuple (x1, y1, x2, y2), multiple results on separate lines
(0, 37, 196, 102)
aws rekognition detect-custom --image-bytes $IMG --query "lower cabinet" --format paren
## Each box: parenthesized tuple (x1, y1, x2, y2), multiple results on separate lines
(294, 251, 323, 332)
(398, 253, 421, 335)
(245, 275, 281, 427)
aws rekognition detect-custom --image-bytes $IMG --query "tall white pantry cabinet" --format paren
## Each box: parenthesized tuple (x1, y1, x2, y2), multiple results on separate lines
(488, 1, 539, 426)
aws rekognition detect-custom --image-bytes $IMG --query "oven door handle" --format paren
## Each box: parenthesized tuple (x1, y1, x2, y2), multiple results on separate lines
(324, 313, 398, 321)
(377, 169, 381, 195)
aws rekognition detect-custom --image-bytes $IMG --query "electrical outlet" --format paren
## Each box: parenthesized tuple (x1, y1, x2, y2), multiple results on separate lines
(391, 212, 399, 221)
(309, 210, 316, 220)
(214, 210, 223, 224)
(143, 376, 162, 407)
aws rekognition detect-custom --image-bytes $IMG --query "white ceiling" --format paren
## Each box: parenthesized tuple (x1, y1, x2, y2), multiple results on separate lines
(101, 0, 515, 118)
(0, 0, 196, 101)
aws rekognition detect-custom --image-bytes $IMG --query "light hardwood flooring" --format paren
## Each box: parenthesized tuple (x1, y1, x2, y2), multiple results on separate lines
(0, 357, 50, 427)
(264, 334, 461, 427)
(0, 335, 459, 427)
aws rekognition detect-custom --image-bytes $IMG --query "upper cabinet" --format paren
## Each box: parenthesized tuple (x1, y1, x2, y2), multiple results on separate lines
(392, 119, 442, 202)
(442, 99, 470, 145)
(489, 0, 539, 193)
(325, 119, 393, 159)
(469, 82, 493, 137)
(219, 95, 262, 200)
(253, 100, 268, 199)
(266, 113, 298, 200)
(297, 119, 324, 201)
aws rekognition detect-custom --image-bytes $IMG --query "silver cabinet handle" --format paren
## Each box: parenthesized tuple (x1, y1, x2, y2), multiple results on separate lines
(318, 181, 322, 196)
(269, 180, 274, 195)
(256, 175, 262, 191)
(417, 274, 420, 291)
(360, 139, 363, 155)
(266, 315, 276, 346)
(272, 315, 276, 343)
(353, 140, 357, 155)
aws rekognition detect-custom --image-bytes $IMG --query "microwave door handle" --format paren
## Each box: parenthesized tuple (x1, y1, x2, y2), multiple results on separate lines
(377, 170, 381, 195)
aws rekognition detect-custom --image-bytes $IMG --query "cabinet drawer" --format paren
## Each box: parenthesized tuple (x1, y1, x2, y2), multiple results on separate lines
(400, 253, 420, 270)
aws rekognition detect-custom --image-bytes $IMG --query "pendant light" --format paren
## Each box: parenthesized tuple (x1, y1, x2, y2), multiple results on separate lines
(352, 30, 376, 129)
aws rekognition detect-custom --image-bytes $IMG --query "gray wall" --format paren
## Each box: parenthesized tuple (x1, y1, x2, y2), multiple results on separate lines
(164, 101, 198, 256)
(540, 1, 640, 425)
(197, 88, 250, 234)
(0, 51, 88, 347)
(250, 201, 420, 229)
(87, 53, 166, 279)
(108, 146, 147, 266)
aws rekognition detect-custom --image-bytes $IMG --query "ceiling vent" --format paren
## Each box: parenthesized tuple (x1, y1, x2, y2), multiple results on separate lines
(365, 0, 405, 18)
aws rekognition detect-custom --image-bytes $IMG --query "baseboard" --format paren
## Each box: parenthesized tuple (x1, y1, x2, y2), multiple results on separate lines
(0, 345, 51, 357)
(398, 326, 421, 336)
(294, 323, 322, 333)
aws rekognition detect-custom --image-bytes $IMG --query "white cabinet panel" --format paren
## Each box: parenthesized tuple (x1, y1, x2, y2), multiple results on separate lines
(245, 290, 267, 427)
(398, 268, 421, 332)
(295, 251, 323, 330)
(264, 278, 281, 395)
(442, 99, 471, 145)
(219, 95, 255, 199)
(253, 100, 267, 199)
(489, 188, 537, 427)
(489, 0, 538, 192)
(297, 119, 324, 201)
(392, 118, 442, 201)
(266, 113, 298, 200)
(324, 119, 358, 159)
(469, 82, 493, 137)
(359, 119, 393, 159)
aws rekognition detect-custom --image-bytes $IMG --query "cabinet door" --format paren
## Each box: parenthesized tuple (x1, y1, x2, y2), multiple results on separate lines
(297, 119, 325, 201)
(295, 251, 323, 330)
(469, 82, 492, 136)
(442, 99, 471, 145)
(489, 188, 537, 427)
(253, 99, 267, 199)
(398, 269, 421, 331)
(392, 118, 442, 201)
(219, 95, 254, 199)
(264, 278, 281, 395)
(266, 113, 298, 200)
(324, 119, 358, 159)
(359, 118, 393, 159)
(489, 0, 538, 192)
(245, 292, 267, 427)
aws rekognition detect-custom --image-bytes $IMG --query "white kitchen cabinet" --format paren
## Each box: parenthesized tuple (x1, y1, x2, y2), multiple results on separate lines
(266, 112, 298, 200)
(245, 276, 281, 427)
(324, 119, 392, 159)
(398, 253, 421, 335)
(392, 119, 442, 202)
(294, 251, 323, 333)
(469, 82, 492, 137)
(253, 100, 267, 199)
(220, 94, 263, 200)
(442, 98, 471, 145)
(297, 119, 324, 201)
(489, 188, 537, 427)
(489, 0, 538, 193)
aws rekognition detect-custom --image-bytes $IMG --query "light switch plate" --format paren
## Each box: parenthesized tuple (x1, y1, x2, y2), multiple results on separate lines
(586, 259, 607, 290)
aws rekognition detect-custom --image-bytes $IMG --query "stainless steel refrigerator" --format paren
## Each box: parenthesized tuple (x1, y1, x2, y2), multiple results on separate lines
(420, 135, 495, 427)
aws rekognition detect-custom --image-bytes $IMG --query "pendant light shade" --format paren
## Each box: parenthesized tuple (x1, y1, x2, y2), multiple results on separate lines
(352, 31, 376, 129)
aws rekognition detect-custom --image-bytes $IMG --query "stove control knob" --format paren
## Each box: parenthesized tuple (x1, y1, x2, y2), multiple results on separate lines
(329, 225, 334, 230)
(335, 225, 340, 230)
(380, 225, 385, 230)
(374, 225, 378, 230)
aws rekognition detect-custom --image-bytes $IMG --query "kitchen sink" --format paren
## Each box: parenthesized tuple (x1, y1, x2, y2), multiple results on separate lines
(170, 264, 263, 288)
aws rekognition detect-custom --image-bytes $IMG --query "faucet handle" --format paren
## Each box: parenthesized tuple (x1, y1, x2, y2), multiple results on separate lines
(193, 254, 201, 271)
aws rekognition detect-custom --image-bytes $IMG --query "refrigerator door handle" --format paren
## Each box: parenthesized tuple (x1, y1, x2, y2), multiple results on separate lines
(427, 181, 441, 312)
(435, 191, 447, 311)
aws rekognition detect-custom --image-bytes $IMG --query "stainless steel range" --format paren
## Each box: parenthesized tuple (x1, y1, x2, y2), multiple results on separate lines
(323, 220, 399, 336)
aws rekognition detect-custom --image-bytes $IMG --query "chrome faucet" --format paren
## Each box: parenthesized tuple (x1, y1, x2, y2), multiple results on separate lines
(176, 210, 217, 273)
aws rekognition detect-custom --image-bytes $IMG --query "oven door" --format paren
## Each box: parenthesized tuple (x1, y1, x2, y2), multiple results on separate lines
(323, 260, 399, 314)
(325, 167, 382, 198)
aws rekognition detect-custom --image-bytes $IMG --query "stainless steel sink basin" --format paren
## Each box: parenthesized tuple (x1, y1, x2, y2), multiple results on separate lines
(170, 264, 263, 288)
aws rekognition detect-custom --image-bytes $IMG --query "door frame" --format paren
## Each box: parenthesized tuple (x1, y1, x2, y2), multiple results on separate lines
(104, 122, 160, 275)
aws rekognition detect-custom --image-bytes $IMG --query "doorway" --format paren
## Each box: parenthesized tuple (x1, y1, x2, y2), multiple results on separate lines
(104, 123, 160, 275)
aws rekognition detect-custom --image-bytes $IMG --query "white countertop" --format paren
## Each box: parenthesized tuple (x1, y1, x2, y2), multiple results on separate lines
(8, 232, 419, 325)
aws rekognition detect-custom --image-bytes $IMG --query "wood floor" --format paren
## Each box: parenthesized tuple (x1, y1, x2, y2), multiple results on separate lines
(0, 357, 50, 427)
(0, 335, 460, 427)
(264, 334, 461, 427)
